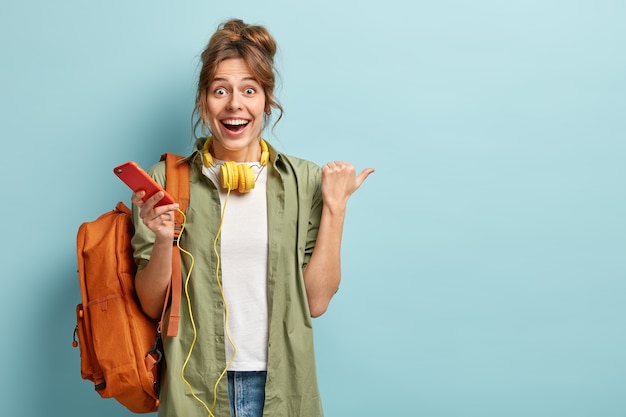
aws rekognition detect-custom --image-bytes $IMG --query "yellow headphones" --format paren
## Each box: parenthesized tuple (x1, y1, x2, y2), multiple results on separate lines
(202, 138, 269, 193)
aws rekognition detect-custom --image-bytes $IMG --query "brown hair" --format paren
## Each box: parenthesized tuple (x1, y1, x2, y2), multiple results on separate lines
(193, 19, 283, 137)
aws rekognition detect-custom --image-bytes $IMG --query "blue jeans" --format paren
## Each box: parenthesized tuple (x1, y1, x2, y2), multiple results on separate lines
(227, 371, 267, 417)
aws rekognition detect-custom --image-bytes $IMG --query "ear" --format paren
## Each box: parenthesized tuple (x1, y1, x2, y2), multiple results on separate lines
(265, 94, 273, 114)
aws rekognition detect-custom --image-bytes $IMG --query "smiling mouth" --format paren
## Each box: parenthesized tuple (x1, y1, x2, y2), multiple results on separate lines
(222, 119, 249, 133)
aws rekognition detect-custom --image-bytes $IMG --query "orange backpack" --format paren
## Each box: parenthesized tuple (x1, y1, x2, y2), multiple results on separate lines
(72, 154, 189, 413)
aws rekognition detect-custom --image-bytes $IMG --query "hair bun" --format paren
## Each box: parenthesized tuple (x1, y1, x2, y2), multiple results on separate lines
(221, 19, 276, 60)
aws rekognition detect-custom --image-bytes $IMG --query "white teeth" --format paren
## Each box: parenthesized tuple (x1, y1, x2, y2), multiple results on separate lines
(223, 119, 248, 126)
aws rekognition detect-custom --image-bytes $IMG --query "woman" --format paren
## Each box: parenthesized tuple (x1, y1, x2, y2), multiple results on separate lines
(131, 18, 373, 417)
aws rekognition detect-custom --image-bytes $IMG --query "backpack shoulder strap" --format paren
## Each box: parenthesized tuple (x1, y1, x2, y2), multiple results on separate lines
(162, 153, 190, 222)
(160, 153, 190, 338)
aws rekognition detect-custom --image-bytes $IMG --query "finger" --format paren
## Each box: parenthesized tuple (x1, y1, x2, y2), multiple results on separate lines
(323, 161, 355, 175)
(132, 190, 147, 205)
(158, 211, 174, 222)
(137, 192, 160, 219)
(144, 191, 165, 207)
(161, 202, 180, 212)
(355, 168, 375, 188)
(142, 206, 173, 224)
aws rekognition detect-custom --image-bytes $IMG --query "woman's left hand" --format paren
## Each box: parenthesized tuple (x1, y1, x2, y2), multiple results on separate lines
(321, 161, 374, 210)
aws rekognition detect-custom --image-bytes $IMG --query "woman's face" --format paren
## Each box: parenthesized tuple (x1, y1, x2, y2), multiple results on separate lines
(206, 58, 267, 161)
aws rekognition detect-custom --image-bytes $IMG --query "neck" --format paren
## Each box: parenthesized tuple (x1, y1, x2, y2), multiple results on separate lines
(204, 137, 265, 165)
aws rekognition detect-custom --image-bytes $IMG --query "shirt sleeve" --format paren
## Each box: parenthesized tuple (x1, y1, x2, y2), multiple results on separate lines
(302, 164, 323, 269)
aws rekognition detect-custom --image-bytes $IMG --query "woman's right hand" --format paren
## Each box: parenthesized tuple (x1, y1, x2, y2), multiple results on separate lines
(132, 190, 180, 242)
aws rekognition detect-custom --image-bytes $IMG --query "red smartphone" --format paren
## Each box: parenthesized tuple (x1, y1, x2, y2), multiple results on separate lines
(113, 161, 176, 207)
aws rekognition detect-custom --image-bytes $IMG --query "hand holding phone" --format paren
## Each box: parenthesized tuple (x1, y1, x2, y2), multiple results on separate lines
(113, 161, 175, 207)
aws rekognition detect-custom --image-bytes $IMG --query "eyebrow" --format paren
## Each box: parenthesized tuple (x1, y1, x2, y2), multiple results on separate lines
(211, 76, 259, 84)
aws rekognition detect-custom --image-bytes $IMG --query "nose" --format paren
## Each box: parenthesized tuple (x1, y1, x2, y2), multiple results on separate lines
(227, 93, 242, 111)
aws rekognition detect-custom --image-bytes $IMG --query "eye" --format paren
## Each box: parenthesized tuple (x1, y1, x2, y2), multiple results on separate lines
(244, 87, 256, 95)
(214, 88, 227, 96)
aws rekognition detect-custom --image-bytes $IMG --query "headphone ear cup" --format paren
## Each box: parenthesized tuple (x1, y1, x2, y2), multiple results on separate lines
(220, 161, 238, 191)
(202, 138, 214, 167)
(219, 161, 256, 192)
(260, 139, 269, 166)
(237, 164, 256, 193)
(205, 138, 267, 192)
(220, 161, 254, 193)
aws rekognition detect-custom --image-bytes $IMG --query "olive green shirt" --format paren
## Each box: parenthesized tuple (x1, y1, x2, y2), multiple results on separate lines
(131, 140, 324, 417)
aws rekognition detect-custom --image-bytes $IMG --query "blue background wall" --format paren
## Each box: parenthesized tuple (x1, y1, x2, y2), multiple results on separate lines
(1, 1, 625, 416)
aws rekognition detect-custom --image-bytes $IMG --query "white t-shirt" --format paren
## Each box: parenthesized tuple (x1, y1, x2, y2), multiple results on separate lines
(202, 161, 269, 371)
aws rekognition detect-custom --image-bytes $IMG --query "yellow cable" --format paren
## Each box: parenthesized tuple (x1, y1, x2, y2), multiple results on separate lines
(176, 188, 238, 416)
(176, 208, 214, 417)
